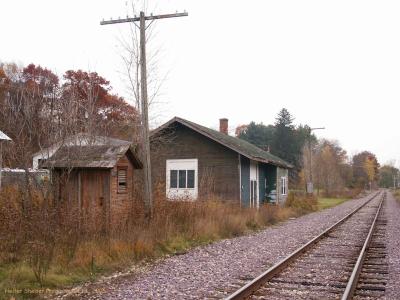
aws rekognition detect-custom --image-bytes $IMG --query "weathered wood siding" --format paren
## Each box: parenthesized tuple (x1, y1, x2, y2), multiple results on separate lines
(151, 123, 240, 201)
(55, 169, 110, 233)
(110, 155, 135, 229)
(53, 152, 137, 232)
(80, 169, 110, 232)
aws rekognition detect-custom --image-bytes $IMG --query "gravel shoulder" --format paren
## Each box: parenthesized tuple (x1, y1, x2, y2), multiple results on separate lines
(385, 191, 400, 300)
(57, 194, 375, 300)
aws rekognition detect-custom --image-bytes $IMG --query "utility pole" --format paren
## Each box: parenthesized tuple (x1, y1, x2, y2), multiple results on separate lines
(100, 10, 188, 218)
(307, 127, 325, 194)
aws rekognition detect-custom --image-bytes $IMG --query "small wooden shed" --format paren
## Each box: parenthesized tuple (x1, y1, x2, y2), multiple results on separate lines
(44, 143, 142, 232)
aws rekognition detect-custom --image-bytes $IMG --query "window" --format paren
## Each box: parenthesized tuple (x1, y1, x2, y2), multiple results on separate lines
(166, 159, 198, 200)
(281, 177, 287, 195)
(169, 169, 196, 189)
(117, 167, 128, 194)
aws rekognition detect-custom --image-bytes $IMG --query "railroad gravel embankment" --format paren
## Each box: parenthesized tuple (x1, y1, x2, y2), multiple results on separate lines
(58, 193, 379, 300)
(385, 191, 400, 300)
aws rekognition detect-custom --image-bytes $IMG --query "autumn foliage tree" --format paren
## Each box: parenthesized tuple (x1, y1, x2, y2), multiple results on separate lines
(312, 140, 348, 196)
(352, 151, 380, 188)
(0, 62, 139, 168)
(0, 63, 61, 168)
(62, 70, 138, 140)
(0, 62, 140, 283)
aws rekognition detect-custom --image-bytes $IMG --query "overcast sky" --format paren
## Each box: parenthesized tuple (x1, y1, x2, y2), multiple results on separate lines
(2, 0, 400, 166)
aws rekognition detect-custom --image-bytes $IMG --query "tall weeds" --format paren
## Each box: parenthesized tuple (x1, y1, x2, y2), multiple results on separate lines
(0, 187, 316, 294)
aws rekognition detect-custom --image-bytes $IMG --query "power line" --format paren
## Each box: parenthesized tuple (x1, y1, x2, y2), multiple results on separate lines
(100, 10, 188, 219)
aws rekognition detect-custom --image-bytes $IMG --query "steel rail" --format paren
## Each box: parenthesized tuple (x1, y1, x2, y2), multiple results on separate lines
(341, 192, 385, 300)
(225, 191, 382, 300)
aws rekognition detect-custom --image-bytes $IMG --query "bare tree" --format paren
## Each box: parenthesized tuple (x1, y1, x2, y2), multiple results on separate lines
(116, 0, 180, 131)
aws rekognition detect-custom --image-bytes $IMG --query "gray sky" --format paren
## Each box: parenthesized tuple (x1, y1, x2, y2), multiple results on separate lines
(2, 0, 400, 166)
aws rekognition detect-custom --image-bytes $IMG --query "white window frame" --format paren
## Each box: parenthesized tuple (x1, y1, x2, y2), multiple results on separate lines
(249, 161, 259, 208)
(166, 159, 198, 200)
(281, 176, 287, 195)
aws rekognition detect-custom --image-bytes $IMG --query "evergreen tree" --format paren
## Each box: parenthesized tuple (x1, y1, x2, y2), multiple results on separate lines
(236, 108, 316, 184)
(271, 108, 297, 166)
(237, 122, 275, 150)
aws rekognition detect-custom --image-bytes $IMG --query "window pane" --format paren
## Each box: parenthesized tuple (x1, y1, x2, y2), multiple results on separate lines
(187, 170, 195, 188)
(178, 170, 186, 188)
(170, 170, 178, 188)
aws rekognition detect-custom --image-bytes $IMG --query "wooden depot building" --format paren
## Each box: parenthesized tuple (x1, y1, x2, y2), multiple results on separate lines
(150, 117, 293, 207)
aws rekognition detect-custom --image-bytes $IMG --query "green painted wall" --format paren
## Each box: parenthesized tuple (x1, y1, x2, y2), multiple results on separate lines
(240, 155, 250, 206)
(260, 164, 277, 204)
(242, 158, 286, 206)
(258, 165, 266, 204)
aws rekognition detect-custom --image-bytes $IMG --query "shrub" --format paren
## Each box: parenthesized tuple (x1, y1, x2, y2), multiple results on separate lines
(394, 190, 400, 202)
(285, 192, 318, 214)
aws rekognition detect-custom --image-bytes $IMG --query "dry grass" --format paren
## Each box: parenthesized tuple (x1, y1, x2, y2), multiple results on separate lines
(317, 198, 348, 210)
(394, 189, 400, 202)
(0, 187, 317, 298)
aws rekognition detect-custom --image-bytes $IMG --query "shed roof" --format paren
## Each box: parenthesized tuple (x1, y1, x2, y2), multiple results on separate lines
(43, 144, 142, 169)
(33, 133, 130, 157)
(151, 117, 293, 169)
(0, 130, 11, 141)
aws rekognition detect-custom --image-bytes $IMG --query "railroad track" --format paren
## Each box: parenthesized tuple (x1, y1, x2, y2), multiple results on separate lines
(225, 191, 387, 300)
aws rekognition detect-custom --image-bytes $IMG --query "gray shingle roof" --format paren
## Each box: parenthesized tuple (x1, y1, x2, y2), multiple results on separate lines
(32, 133, 131, 157)
(43, 144, 142, 169)
(152, 117, 293, 169)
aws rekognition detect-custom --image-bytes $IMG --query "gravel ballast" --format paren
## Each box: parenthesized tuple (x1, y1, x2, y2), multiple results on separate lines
(59, 193, 381, 300)
(385, 191, 400, 299)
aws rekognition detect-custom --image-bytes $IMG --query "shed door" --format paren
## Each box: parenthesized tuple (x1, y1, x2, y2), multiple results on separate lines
(80, 170, 109, 232)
